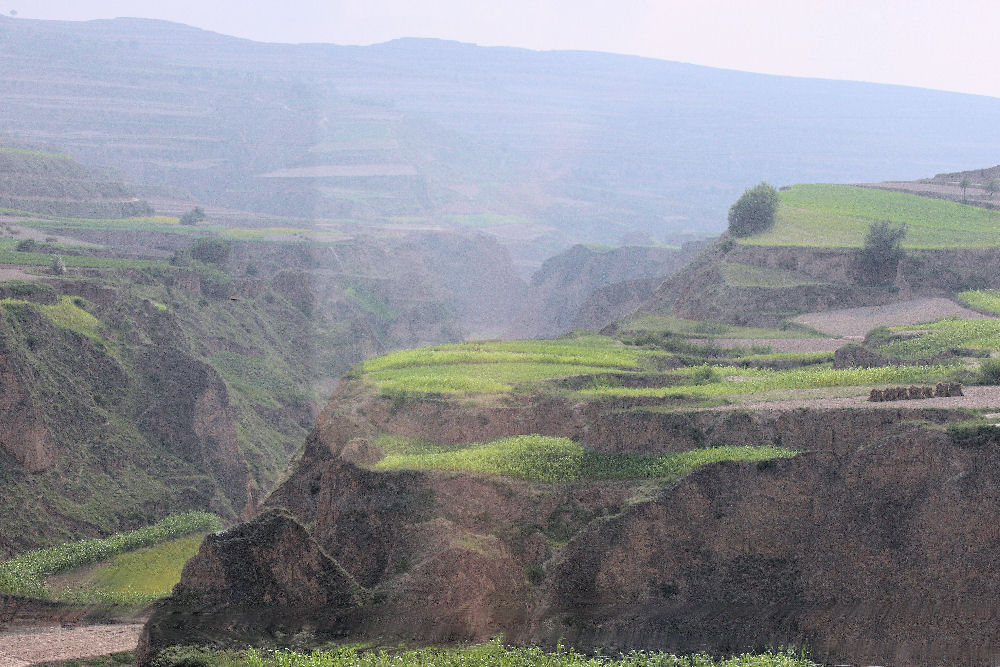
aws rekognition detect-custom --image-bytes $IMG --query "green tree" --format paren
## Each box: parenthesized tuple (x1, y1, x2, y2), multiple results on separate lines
(852, 221, 906, 287)
(179, 206, 206, 226)
(189, 236, 231, 264)
(727, 182, 780, 237)
(49, 254, 66, 275)
(960, 176, 971, 202)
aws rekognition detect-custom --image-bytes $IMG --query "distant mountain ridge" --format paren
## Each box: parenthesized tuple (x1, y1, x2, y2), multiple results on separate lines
(2, 15, 1000, 251)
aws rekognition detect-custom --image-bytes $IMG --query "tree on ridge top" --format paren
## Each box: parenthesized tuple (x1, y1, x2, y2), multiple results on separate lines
(727, 182, 779, 238)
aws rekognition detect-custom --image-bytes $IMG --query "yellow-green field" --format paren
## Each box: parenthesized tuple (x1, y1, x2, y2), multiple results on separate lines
(372, 434, 795, 483)
(741, 184, 1000, 248)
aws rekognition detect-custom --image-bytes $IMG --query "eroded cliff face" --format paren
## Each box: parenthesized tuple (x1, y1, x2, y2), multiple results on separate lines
(140, 383, 1000, 666)
(640, 240, 1000, 327)
(545, 427, 1000, 666)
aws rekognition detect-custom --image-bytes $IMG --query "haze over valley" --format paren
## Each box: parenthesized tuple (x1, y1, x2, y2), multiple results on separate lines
(4, 9, 1000, 667)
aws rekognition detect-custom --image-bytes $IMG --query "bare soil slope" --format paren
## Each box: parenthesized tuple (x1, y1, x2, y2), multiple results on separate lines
(139, 380, 1000, 666)
(792, 297, 986, 338)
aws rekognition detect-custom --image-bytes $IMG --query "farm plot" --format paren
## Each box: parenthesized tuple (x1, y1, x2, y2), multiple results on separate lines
(742, 184, 1000, 248)
(792, 298, 985, 338)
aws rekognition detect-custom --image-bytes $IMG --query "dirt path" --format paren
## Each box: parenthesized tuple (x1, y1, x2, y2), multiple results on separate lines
(792, 297, 987, 338)
(0, 623, 142, 666)
(708, 337, 844, 353)
(0, 265, 36, 281)
(698, 385, 1000, 412)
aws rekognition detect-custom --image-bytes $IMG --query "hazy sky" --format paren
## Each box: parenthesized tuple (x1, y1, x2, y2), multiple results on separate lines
(10, 0, 1000, 98)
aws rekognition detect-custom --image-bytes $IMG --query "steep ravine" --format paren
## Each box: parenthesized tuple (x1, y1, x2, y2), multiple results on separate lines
(138, 383, 998, 666)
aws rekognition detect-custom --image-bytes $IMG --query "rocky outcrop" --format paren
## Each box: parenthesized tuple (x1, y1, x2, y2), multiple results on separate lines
(135, 510, 368, 663)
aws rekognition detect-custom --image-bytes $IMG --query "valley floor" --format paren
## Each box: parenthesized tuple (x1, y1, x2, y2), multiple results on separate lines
(0, 622, 141, 667)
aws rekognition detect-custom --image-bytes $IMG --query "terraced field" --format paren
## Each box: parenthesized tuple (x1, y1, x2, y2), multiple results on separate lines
(741, 184, 1000, 248)
(0, 512, 220, 604)
(357, 331, 965, 404)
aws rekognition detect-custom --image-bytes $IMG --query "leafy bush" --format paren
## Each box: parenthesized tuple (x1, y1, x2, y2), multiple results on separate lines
(979, 358, 1000, 384)
(727, 182, 780, 237)
(189, 236, 232, 264)
(178, 207, 206, 226)
(851, 221, 906, 287)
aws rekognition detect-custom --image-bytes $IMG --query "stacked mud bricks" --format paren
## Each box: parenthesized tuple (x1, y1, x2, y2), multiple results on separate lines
(868, 382, 963, 402)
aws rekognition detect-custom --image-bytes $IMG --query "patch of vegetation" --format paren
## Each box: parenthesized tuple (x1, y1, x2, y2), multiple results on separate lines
(727, 182, 779, 237)
(362, 336, 651, 395)
(152, 640, 820, 667)
(958, 289, 1000, 315)
(0, 511, 221, 599)
(36, 652, 134, 667)
(1, 295, 103, 341)
(875, 318, 1000, 359)
(721, 262, 822, 287)
(373, 434, 796, 483)
(445, 212, 536, 228)
(616, 313, 818, 339)
(189, 236, 233, 264)
(850, 221, 906, 287)
(0, 248, 166, 269)
(54, 534, 206, 605)
(578, 364, 960, 399)
(742, 184, 1000, 248)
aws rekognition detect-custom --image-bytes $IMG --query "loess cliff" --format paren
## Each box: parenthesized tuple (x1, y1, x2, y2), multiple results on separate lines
(139, 372, 1000, 666)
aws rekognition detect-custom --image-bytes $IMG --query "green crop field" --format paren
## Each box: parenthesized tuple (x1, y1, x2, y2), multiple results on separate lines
(740, 184, 1000, 248)
(371, 434, 795, 483)
(958, 289, 1000, 315)
(361, 336, 659, 395)
(872, 318, 1000, 359)
(153, 639, 820, 667)
(613, 313, 818, 339)
(579, 363, 959, 399)
(0, 511, 220, 600)
(63, 533, 206, 604)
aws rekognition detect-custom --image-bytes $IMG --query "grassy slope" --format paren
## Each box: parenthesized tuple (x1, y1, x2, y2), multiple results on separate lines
(0, 512, 219, 601)
(372, 434, 796, 483)
(741, 184, 1000, 248)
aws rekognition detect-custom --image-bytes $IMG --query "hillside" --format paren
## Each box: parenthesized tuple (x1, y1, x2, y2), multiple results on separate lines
(0, 143, 153, 219)
(139, 320, 1000, 665)
(3, 16, 1000, 258)
(0, 145, 534, 556)
(637, 183, 1000, 327)
(508, 242, 704, 338)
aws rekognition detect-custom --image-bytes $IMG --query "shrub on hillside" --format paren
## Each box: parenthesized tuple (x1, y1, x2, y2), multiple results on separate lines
(178, 206, 206, 226)
(189, 236, 231, 264)
(727, 182, 780, 237)
(851, 221, 906, 287)
(979, 358, 1000, 385)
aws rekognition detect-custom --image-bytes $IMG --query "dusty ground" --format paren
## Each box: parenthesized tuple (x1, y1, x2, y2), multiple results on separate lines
(0, 265, 37, 281)
(707, 337, 844, 353)
(0, 623, 142, 666)
(699, 384, 1000, 412)
(792, 297, 987, 338)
